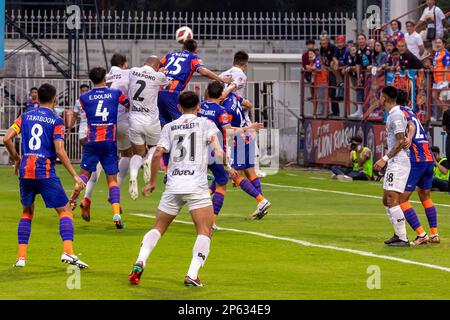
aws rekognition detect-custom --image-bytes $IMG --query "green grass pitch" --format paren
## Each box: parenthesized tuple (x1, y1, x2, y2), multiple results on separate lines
(1, 165, 450, 300)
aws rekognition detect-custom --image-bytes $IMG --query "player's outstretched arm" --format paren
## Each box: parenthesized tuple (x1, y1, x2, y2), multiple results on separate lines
(197, 67, 231, 84)
(54, 140, 86, 189)
(3, 127, 21, 175)
(142, 146, 165, 196)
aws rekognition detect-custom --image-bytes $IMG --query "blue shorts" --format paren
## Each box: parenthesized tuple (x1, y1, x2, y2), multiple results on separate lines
(81, 141, 119, 175)
(158, 91, 182, 126)
(231, 135, 255, 171)
(20, 177, 69, 208)
(208, 163, 229, 185)
(405, 161, 434, 192)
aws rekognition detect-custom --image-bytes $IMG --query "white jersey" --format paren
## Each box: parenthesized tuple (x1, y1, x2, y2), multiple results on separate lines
(386, 106, 409, 162)
(106, 66, 130, 122)
(128, 65, 169, 125)
(158, 114, 219, 194)
(220, 66, 247, 97)
(74, 99, 87, 125)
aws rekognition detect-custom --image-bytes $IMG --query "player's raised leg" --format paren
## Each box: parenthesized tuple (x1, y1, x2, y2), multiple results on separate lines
(79, 163, 102, 221)
(233, 172, 270, 220)
(129, 209, 176, 285)
(129, 143, 146, 200)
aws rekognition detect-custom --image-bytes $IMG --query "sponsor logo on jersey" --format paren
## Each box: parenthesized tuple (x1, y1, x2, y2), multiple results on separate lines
(171, 169, 195, 176)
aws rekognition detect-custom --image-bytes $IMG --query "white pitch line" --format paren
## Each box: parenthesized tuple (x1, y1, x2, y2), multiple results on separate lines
(262, 183, 450, 208)
(131, 213, 450, 273)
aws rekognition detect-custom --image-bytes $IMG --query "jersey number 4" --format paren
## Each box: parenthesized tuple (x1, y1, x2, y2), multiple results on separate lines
(95, 100, 110, 121)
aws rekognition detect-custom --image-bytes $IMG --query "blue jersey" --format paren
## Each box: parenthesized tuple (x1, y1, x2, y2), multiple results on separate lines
(222, 93, 246, 128)
(23, 99, 40, 113)
(400, 107, 433, 163)
(79, 87, 129, 143)
(160, 51, 204, 93)
(11, 107, 65, 179)
(198, 101, 230, 133)
(334, 47, 350, 66)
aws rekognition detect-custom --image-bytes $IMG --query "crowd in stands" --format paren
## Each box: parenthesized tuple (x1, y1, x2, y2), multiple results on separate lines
(302, 0, 450, 121)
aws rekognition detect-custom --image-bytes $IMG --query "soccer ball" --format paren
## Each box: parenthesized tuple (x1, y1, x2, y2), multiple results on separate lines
(175, 26, 194, 44)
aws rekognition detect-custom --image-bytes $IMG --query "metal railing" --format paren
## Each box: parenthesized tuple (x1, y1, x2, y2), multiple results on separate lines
(0, 78, 299, 163)
(301, 69, 450, 122)
(5, 9, 353, 40)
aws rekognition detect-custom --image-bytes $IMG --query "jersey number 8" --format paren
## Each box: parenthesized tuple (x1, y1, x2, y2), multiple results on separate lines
(29, 123, 44, 151)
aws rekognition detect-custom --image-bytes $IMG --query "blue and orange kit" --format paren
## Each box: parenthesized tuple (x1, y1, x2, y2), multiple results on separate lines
(12, 107, 65, 179)
(160, 51, 204, 93)
(79, 87, 129, 143)
(401, 107, 433, 163)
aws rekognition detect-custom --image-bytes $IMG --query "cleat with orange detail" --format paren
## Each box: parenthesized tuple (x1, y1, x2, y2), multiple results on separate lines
(129, 261, 144, 285)
(80, 198, 91, 222)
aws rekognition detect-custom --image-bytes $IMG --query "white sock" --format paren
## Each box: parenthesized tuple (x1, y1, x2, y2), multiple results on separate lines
(187, 235, 211, 279)
(145, 146, 156, 163)
(129, 155, 143, 180)
(85, 164, 102, 200)
(137, 229, 161, 266)
(388, 206, 408, 242)
(117, 157, 130, 185)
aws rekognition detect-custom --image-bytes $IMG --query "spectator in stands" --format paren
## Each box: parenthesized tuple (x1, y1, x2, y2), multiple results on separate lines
(405, 20, 426, 60)
(416, 0, 448, 49)
(431, 146, 449, 192)
(431, 37, 450, 119)
(23, 87, 39, 113)
(332, 35, 349, 100)
(398, 41, 424, 70)
(385, 40, 395, 56)
(319, 34, 340, 116)
(305, 50, 328, 116)
(330, 136, 373, 181)
(368, 41, 388, 73)
(351, 33, 372, 119)
(302, 39, 316, 101)
(383, 20, 405, 47)
(386, 48, 401, 71)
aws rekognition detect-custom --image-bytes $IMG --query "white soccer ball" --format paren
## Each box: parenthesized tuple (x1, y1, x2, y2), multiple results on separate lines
(175, 26, 194, 44)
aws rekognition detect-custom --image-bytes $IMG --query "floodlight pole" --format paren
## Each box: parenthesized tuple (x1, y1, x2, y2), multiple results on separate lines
(356, 0, 363, 34)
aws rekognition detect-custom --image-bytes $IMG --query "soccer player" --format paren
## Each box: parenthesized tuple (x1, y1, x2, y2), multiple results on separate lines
(3, 83, 88, 268)
(220, 51, 267, 178)
(374, 86, 410, 247)
(158, 39, 229, 167)
(70, 67, 129, 228)
(128, 91, 237, 287)
(198, 81, 263, 227)
(397, 90, 439, 245)
(71, 54, 132, 216)
(23, 87, 40, 113)
(222, 89, 271, 220)
(128, 56, 170, 200)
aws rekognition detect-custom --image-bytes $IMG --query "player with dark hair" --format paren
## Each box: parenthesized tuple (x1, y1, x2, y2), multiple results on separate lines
(3, 83, 88, 269)
(198, 81, 263, 227)
(129, 91, 236, 287)
(69, 67, 130, 228)
(23, 87, 40, 113)
(374, 86, 410, 247)
(396, 90, 439, 245)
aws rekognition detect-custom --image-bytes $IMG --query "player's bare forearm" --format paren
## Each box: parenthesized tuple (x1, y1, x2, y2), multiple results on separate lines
(3, 128, 19, 160)
(198, 67, 225, 83)
(404, 121, 415, 149)
(387, 132, 406, 159)
(221, 83, 237, 99)
(242, 99, 253, 109)
(150, 147, 164, 185)
(55, 140, 78, 178)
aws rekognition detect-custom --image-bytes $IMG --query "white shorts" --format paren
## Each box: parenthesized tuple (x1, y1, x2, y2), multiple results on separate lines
(117, 119, 131, 151)
(383, 159, 411, 193)
(128, 120, 161, 146)
(158, 192, 212, 216)
(78, 123, 87, 140)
